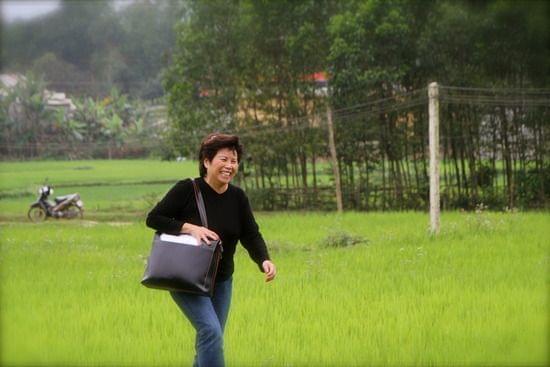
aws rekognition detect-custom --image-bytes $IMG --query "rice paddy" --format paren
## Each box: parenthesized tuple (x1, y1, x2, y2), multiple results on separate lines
(0, 160, 547, 366)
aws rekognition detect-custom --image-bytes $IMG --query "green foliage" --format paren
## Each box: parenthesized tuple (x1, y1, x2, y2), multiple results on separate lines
(0, 159, 198, 221)
(320, 230, 368, 248)
(2, 1, 181, 98)
(164, 0, 335, 158)
(1, 76, 161, 159)
(31, 52, 83, 91)
(515, 163, 550, 209)
(0, 73, 54, 157)
(163, 0, 550, 212)
(475, 164, 497, 188)
(3, 0, 548, 209)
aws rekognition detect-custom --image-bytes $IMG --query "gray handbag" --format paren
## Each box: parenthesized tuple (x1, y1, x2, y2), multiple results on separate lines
(141, 179, 223, 296)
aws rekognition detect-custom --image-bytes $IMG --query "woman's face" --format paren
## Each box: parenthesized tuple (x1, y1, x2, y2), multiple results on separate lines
(204, 148, 239, 187)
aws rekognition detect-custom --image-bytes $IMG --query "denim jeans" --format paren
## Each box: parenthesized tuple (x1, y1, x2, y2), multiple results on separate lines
(170, 277, 233, 367)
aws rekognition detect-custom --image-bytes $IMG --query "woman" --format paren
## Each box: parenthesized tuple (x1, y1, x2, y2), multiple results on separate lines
(146, 133, 276, 367)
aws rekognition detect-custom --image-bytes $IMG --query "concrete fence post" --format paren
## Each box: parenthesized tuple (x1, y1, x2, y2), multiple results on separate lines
(326, 106, 343, 213)
(428, 82, 440, 234)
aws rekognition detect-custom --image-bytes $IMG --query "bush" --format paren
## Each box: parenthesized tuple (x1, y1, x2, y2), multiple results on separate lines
(321, 230, 368, 248)
(475, 164, 497, 188)
(515, 164, 550, 208)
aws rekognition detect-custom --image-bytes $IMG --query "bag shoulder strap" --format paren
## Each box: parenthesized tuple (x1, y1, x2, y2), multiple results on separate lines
(192, 179, 208, 228)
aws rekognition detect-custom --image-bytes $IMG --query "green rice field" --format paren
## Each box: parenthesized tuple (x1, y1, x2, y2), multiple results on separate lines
(0, 160, 548, 366)
(0, 160, 196, 221)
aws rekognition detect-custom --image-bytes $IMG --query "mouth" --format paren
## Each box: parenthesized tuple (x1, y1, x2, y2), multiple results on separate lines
(220, 170, 232, 178)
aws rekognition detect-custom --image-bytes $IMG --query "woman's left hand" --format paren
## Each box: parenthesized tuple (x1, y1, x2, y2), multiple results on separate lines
(262, 260, 276, 282)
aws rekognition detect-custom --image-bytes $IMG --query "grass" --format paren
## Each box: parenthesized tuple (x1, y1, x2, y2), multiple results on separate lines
(0, 160, 197, 221)
(0, 159, 548, 365)
(0, 158, 539, 220)
(0, 159, 197, 192)
(1, 211, 548, 366)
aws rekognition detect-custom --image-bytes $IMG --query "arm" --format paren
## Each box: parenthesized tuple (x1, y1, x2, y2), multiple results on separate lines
(181, 222, 219, 244)
(146, 180, 219, 243)
(239, 191, 276, 282)
(145, 180, 190, 235)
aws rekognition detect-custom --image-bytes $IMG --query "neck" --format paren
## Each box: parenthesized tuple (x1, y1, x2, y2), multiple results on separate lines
(204, 176, 228, 194)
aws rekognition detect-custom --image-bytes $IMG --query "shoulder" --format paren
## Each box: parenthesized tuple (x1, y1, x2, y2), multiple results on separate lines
(227, 183, 250, 206)
(175, 178, 193, 189)
(168, 178, 194, 195)
(228, 183, 246, 198)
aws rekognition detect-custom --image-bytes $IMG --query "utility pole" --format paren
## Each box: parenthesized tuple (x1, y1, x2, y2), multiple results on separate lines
(428, 82, 440, 234)
(326, 106, 343, 213)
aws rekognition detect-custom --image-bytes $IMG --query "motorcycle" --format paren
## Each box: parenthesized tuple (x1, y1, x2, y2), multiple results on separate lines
(28, 185, 84, 222)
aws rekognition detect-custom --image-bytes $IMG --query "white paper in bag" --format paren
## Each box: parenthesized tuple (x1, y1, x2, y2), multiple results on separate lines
(159, 233, 199, 246)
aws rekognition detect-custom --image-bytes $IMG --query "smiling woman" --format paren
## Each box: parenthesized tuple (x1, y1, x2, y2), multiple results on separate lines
(200, 134, 242, 194)
(204, 147, 239, 191)
(145, 132, 276, 367)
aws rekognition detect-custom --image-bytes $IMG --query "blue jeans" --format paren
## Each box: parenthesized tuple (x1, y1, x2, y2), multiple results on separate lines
(170, 277, 233, 367)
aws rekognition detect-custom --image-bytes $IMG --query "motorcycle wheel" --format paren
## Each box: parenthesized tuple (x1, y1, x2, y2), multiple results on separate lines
(28, 207, 47, 222)
(66, 205, 84, 219)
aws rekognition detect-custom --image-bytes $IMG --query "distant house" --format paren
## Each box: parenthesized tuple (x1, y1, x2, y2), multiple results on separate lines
(302, 71, 328, 97)
(0, 73, 21, 97)
(1, 73, 76, 113)
(43, 90, 77, 112)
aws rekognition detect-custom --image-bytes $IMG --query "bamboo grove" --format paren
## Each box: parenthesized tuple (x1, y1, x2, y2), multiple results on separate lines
(233, 87, 549, 211)
(166, 1, 549, 211)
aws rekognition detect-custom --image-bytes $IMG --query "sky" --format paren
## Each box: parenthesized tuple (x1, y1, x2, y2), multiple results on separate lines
(1, 0, 60, 23)
(1, 0, 134, 24)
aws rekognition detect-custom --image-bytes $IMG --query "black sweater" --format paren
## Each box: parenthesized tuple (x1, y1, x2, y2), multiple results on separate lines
(145, 177, 270, 281)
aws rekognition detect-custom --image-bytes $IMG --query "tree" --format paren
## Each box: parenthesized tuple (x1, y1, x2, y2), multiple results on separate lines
(31, 52, 84, 94)
(0, 73, 54, 157)
(2, 0, 180, 99)
(118, 1, 181, 97)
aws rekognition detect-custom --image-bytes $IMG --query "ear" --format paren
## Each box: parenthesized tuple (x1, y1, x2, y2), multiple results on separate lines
(203, 158, 211, 170)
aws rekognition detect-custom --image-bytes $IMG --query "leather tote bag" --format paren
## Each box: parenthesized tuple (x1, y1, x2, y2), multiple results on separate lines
(141, 179, 223, 296)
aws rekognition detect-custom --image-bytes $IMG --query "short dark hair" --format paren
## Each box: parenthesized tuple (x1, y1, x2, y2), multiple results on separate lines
(198, 133, 243, 177)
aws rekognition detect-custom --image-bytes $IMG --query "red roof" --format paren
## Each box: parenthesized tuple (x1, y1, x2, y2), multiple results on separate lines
(303, 72, 328, 82)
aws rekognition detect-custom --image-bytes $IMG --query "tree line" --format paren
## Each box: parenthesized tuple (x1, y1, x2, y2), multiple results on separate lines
(0, 73, 166, 159)
(1, 1, 177, 159)
(2, 0, 181, 99)
(1, 0, 548, 210)
(165, 0, 549, 210)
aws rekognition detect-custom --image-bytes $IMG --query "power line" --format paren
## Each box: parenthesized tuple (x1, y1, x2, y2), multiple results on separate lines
(210, 90, 549, 137)
(439, 85, 550, 94)
(236, 91, 428, 128)
(328, 88, 427, 113)
(440, 97, 550, 107)
(224, 97, 429, 136)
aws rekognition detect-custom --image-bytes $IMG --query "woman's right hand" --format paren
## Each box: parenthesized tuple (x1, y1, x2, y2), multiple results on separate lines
(181, 223, 219, 245)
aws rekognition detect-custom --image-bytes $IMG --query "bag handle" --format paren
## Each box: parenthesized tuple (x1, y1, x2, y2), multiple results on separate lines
(192, 179, 208, 228)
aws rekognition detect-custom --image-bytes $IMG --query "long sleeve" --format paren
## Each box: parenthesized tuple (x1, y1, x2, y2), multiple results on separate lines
(145, 178, 270, 281)
(145, 180, 192, 235)
(238, 191, 270, 272)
